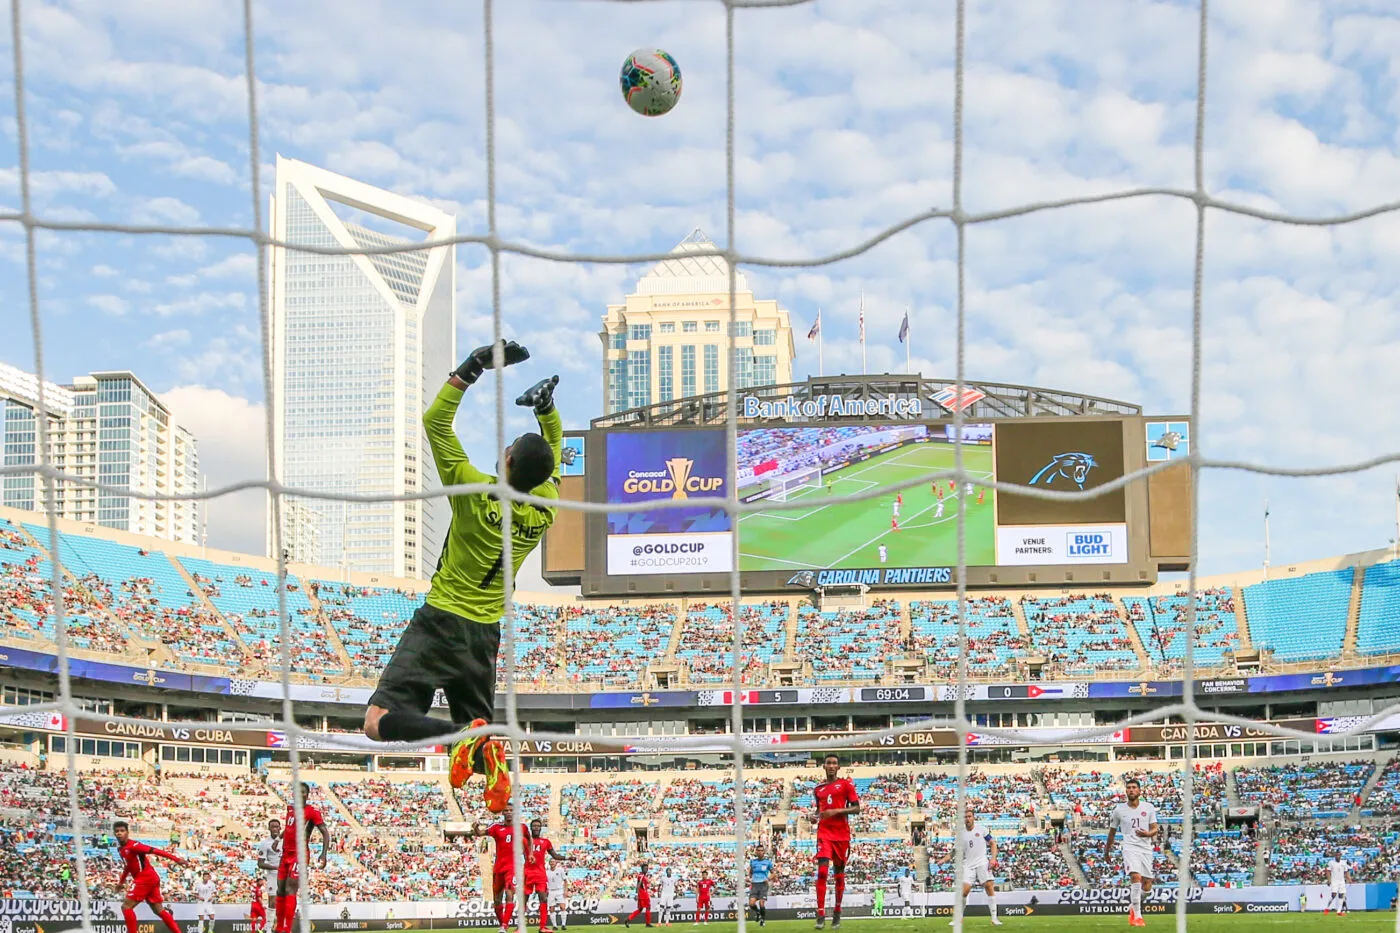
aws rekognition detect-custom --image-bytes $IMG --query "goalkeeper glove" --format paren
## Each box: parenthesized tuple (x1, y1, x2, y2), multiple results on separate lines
(516, 375, 560, 415)
(452, 340, 530, 386)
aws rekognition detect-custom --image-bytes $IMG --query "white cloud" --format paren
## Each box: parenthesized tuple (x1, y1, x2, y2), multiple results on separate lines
(86, 294, 130, 316)
(161, 385, 268, 557)
(197, 253, 257, 280)
(91, 264, 119, 277)
(131, 196, 202, 226)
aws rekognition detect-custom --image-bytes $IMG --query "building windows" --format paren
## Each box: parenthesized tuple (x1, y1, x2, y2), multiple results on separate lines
(681, 346, 697, 398)
(682, 321, 698, 333)
(628, 350, 651, 409)
(607, 359, 628, 413)
(611, 331, 626, 350)
(704, 321, 721, 333)
(659, 322, 676, 334)
(51, 736, 141, 759)
(657, 346, 674, 402)
(754, 328, 776, 346)
(628, 324, 652, 341)
(703, 345, 720, 394)
(734, 348, 754, 389)
(729, 321, 752, 337)
(754, 354, 777, 387)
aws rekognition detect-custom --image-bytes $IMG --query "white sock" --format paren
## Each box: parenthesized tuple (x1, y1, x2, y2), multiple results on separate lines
(1130, 883, 1143, 915)
(988, 897, 998, 919)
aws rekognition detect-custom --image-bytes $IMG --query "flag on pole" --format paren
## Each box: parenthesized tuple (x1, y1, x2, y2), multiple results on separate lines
(898, 311, 910, 343)
(858, 296, 865, 342)
(807, 312, 821, 340)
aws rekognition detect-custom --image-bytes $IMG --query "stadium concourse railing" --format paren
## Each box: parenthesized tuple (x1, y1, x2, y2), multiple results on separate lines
(11, 626, 1400, 692)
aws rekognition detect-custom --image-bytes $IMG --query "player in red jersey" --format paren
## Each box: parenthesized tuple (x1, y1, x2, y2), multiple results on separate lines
(114, 820, 188, 933)
(275, 782, 329, 933)
(250, 875, 267, 932)
(890, 517, 899, 532)
(810, 754, 861, 930)
(476, 815, 529, 931)
(623, 863, 651, 928)
(525, 818, 572, 933)
(695, 872, 715, 925)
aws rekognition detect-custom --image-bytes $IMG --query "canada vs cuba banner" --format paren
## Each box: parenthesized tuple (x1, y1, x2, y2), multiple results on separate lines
(605, 429, 733, 574)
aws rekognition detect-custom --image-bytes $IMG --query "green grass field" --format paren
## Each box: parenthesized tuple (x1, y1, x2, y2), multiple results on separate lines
(653, 917, 1386, 932)
(738, 442, 996, 572)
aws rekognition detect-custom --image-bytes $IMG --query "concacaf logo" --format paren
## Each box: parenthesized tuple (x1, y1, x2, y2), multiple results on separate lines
(622, 457, 724, 499)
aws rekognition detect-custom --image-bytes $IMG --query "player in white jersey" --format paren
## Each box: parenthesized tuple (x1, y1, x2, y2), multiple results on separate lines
(657, 868, 678, 927)
(195, 874, 216, 933)
(1325, 853, 1349, 915)
(547, 865, 568, 930)
(935, 500, 945, 519)
(1103, 778, 1159, 927)
(940, 813, 1001, 926)
(254, 819, 282, 915)
(897, 867, 914, 910)
(878, 545, 888, 564)
(892, 500, 901, 519)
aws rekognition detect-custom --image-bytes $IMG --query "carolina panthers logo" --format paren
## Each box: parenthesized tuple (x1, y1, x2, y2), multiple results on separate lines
(1029, 452, 1098, 490)
(787, 571, 817, 588)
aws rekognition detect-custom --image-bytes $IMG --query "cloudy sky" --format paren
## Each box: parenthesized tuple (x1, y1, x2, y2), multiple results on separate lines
(2, 0, 1399, 589)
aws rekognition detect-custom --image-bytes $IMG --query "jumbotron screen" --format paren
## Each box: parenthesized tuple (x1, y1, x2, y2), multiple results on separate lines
(599, 416, 1132, 586)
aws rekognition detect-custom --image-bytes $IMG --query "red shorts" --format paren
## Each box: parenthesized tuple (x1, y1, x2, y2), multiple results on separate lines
(697, 898, 711, 909)
(251, 901, 266, 920)
(492, 867, 515, 895)
(637, 894, 651, 908)
(277, 855, 301, 882)
(525, 875, 548, 895)
(127, 871, 162, 903)
(815, 838, 850, 866)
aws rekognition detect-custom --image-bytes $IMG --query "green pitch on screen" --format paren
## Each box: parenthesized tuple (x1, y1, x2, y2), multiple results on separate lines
(738, 442, 996, 571)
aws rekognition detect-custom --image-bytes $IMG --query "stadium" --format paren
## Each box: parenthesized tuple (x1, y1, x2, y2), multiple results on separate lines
(5, 2, 1400, 931)
(3, 370, 1400, 930)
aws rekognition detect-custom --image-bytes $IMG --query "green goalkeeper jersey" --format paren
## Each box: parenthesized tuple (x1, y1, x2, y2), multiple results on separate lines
(422, 383, 561, 623)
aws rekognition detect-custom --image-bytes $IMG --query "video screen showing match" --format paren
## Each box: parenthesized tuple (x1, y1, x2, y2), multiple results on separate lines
(736, 423, 997, 572)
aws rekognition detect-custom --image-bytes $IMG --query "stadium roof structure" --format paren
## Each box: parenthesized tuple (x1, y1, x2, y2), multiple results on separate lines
(591, 373, 1142, 428)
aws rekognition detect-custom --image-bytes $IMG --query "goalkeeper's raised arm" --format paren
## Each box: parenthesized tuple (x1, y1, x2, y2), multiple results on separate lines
(362, 340, 561, 815)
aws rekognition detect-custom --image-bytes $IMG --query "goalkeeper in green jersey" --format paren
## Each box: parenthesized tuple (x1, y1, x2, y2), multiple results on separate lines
(362, 340, 560, 813)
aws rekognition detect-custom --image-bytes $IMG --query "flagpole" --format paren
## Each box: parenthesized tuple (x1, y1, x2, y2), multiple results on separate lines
(860, 292, 867, 375)
(818, 309, 824, 377)
(1393, 474, 1399, 561)
(1263, 498, 1270, 573)
(905, 305, 912, 375)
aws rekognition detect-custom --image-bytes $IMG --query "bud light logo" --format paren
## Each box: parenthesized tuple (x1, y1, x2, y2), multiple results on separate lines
(1067, 531, 1112, 558)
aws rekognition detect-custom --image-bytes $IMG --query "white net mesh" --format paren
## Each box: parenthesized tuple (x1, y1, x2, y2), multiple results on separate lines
(6, 0, 1400, 931)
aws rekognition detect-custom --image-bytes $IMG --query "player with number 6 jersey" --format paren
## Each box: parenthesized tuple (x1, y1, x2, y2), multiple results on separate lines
(810, 754, 861, 930)
(362, 340, 562, 816)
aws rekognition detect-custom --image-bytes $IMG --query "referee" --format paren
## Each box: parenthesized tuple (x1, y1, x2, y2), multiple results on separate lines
(362, 340, 561, 813)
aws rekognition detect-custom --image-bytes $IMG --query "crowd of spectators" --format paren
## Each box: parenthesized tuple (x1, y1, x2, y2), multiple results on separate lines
(559, 781, 659, 839)
(1040, 768, 1117, 825)
(1020, 595, 1141, 675)
(662, 778, 783, 835)
(795, 601, 904, 681)
(331, 779, 448, 829)
(562, 604, 677, 687)
(1234, 760, 1375, 818)
(1268, 824, 1400, 883)
(676, 602, 789, 683)
(908, 597, 1027, 677)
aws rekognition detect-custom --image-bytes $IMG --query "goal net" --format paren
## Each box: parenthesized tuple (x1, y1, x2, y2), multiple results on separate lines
(768, 466, 822, 502)
(2, 1, 1394, 932)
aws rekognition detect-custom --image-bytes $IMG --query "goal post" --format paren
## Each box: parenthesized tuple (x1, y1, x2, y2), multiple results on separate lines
(769, 465, 823, 502)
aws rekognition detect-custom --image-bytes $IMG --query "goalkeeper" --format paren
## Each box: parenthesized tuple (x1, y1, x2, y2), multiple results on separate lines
(362, 340, 560, 813)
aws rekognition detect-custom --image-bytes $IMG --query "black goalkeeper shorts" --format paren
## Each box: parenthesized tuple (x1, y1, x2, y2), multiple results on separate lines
(368, 603, 498, 726)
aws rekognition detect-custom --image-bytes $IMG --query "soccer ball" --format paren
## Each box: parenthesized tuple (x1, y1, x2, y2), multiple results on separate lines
(620, 48, 682, 117)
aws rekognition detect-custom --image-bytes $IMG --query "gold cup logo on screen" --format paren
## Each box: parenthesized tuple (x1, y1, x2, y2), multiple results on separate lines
(622, 458, 723, 498)
(665, 457, 694, 499)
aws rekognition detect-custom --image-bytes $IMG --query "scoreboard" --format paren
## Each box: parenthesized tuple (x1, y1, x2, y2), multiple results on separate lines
(542, 407, 1193, 597)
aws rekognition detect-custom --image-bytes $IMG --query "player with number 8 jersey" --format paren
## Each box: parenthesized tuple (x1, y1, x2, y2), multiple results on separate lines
(362, 340, 562, 815)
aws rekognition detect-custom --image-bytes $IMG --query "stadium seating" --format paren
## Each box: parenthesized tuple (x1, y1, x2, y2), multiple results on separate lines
(1019, 595, 1140, 675)
(1242, 569, 1353, 662)
(676, 601, 789, 683)
(1041, 768, 1117, 824)
(1121, 588, 1240, 668)
(909, 597, 1027, 677)
(559, 780, 660, 839)
(662, 777, 783, 836)
(178, 556, 341, 678)
(918, 771, 1037, 830)
(1357, 561, 1400, 657)
(1234, 760, 1374, 818)
(562, 604, 676, 687)
(1362, 757, 1400, 816)
(796, 600, 903, 681)
(2, 521, 131, 653)
(1269, 824, 1398, 883)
